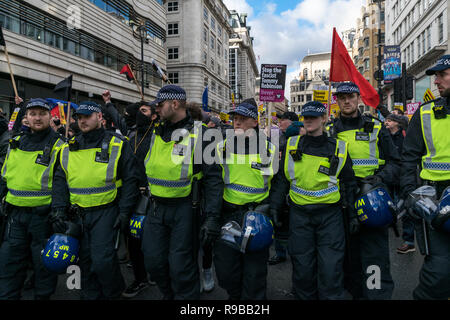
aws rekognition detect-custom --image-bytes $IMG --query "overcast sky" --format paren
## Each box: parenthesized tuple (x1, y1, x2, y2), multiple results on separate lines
(223, 0, 367, 103)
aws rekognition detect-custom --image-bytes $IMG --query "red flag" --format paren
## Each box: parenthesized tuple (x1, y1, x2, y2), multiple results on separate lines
(330, 28, 379, 108)
(120, 64, 135, 81)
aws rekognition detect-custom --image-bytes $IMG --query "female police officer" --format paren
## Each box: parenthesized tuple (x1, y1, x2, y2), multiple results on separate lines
(270, 101, 358, 300)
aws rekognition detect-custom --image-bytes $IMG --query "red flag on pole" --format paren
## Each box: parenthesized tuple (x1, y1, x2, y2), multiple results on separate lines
(120, 64, 135, 81)
(330, 28, 380, 108)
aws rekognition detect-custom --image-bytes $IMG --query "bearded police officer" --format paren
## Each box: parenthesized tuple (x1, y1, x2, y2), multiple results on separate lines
(206, 101, 277, 300)
(142, 85, 223, 300)
(0, 98, 64, 300)
(328, 82, 401, 300)
(270, 101, 357, 299)
(400, 55, 450, 300)
(52, 101, 139, 300)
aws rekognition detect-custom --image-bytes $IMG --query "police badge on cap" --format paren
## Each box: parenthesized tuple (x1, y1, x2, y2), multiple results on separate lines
(426, 55, 450, 75)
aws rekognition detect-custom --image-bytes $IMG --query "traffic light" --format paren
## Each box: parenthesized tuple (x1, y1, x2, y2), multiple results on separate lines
(406, 75, 414, 100)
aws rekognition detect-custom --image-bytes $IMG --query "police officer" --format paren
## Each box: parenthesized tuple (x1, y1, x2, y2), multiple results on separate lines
(205, 101, 277, 300)
(51, 101, 139, 300)
(400, 55, 450, 300)
(328, 82, 401, 300)
(270, 101, 357, 300)
(0, 98, 64, 300)
(142, 85, 223, 300)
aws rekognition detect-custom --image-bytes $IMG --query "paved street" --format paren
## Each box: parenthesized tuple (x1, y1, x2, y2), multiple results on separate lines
(22, 225, 423, 300)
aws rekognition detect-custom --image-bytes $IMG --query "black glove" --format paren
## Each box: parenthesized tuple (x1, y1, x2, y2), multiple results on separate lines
(114, 211, 130, 235)
(48, 209, 67, 234)
(431, 207, 450, 231)
(361, 175, 383, 186)
(200, 215, 221, 247)
(270, 209, 282, 228)
(348, 216, 360, 235)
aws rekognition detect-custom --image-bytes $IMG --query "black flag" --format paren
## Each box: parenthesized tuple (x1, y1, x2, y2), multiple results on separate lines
(54, 75, 73, 101)
(0, 25, 6, 46)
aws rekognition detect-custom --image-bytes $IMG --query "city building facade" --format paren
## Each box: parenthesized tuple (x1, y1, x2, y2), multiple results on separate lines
(352, 0, 385, 105)
(0, 0, 167, 116)
(384, 0, 448, 108)
(228, 10, 259, 109)
(164, 0, 232, 113)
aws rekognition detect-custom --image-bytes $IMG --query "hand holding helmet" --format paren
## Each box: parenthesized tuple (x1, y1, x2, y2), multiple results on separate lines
(200, 214, 222, 247)
(48, 208, 68, 234)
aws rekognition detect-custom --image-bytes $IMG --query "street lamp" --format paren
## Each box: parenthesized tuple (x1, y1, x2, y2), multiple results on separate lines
(131, 21, 146, 97)
(375, 0, 384, 106)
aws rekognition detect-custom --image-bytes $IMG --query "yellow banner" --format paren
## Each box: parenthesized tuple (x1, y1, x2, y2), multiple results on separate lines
(313, 90, 329, 103)
(231, 92, 235, 104)
(58, 103, 67, 125)
(219, 112, 229, 121)
(258, 104, 264, 112)
(423, 88, 435, 103)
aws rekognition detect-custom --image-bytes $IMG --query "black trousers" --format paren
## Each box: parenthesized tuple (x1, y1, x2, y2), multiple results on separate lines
(213, 208, 269, 300)
(413, 228, 450, 300)
(142, 200, 200, 300)
(127, 235, 147, 283)
(0, 206, 57, 299)
(344, 226, 394, 300)
(289, 204, 346, 300)
(78, 205, 125, 300)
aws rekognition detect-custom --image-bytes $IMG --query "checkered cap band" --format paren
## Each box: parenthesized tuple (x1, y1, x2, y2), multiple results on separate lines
(231, 103, 258, 119)
(78, 104, 101, 113)
(26, 98, 50, 110)
(157, 92, 186, 101)
(302, 101, 326, 115)
(336, 82, 360, 94)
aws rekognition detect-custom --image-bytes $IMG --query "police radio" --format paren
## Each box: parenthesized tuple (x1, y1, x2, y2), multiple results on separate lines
(432, 105, 447, 119)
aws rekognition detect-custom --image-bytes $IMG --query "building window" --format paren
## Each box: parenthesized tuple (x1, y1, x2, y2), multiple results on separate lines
(211, 58, 214, 69)
(364, 37, 369, 48)
(438, 13, 444, 43)
(218, 27, 222, 38)
(204, 7, 208, 20)
(211, 17, 215, 31)
(203, 26, 208, 42)
(411, 40, 415, 64)
(426, 25, 431, 50)
(168, 23, 178, 35)
(210, 34, 215, 49)
(364, 58, 369, 70)
(211, 80, 216, 92)
(422, 30, 426, 55)
(204, 77, 208, 88)
(168, 47, 179, 60)
(203, 51, 207, 64)
(217, 64, 221, 76)
(306, 94, 312, 102)
(167, 1, 178, 12)
(168, 72, 179, 84)
(217, 42, 222, 57)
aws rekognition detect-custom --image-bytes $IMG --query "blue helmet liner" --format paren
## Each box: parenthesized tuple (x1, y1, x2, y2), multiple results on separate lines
(130, 214, 147, 239)
(355, 186, 395, 228)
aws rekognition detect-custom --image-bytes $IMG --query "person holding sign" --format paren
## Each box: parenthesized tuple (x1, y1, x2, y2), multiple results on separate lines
(327, 82, 401, 300)
(0, 98, 64, 300)
(270, 101, 357, 300)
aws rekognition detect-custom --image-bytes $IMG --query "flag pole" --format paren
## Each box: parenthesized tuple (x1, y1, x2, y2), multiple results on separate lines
(65, 102, 71, 138)
(3, 45, 18, 98)
(128, 64, 144, 100)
